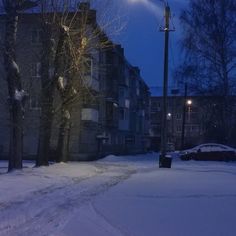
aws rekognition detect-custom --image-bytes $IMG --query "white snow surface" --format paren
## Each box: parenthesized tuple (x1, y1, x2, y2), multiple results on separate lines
(1, 153, 236, 236)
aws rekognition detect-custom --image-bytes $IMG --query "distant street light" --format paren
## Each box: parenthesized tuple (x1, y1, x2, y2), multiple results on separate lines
(187, 100, 192, 105)
(187, 99, 192, 122)
(167, 112, 172, 120)
(181, 83, 192, 149)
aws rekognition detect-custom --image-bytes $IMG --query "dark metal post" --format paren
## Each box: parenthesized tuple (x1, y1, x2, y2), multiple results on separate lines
(181, 83, 187, 149)
(159, 4, 171, 168)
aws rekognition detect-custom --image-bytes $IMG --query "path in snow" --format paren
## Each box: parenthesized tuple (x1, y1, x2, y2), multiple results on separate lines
(0, 163, 136, 236)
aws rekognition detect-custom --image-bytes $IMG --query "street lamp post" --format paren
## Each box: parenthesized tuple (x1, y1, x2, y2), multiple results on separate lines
(159, 2, 174, 168)
(128, 0, 174, 167)
(181, 83, 192, 150)
(181, 83, 187, 150)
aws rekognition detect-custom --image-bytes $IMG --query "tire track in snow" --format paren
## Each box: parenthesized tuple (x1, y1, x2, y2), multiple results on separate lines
(127, 193, 236, 200)
(91, 202, 132, 236)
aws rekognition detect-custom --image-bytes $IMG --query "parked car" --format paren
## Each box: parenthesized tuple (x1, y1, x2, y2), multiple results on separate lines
(180, 143, 236, 161)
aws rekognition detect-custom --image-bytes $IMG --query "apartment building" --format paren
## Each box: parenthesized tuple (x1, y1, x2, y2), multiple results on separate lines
(149, 88, 205, 151)
(97, 44, 150, 156)
(150, 84, 236, 151)
(0, 3, 150, 160)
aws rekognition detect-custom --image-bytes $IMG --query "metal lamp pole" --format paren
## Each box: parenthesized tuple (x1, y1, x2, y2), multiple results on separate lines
(159, 2, 174, 168)
(181, 83, 187, 150)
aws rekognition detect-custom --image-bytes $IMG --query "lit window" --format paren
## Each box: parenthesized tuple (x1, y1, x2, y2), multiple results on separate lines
(81, 108, 98, 123)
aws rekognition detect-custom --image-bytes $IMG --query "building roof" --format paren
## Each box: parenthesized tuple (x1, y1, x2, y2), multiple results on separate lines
(150, 87, 182, 97)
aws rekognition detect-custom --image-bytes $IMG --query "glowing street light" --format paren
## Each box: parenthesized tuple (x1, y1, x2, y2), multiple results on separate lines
(187, 99, 192, 106)
(127, 0, 163, 18)
(181, 95, 193, 149)
(167, 112, 172, 120)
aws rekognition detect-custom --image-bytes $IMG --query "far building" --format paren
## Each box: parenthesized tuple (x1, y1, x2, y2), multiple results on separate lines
(150, 86, 236, 151)
(150, 87, 206, 151)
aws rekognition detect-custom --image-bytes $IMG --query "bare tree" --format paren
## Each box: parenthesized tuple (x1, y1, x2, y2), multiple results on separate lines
(176, 0, 236, 143)
(2, 0, 38, 171)
(36, 0, 123, 165)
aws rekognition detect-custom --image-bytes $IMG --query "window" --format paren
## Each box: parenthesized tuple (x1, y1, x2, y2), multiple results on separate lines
(119, 108, 128, 120)
(31, 29, 42, 44)
(150, 113, 160, 123)
(176, 113, 182, 120)
(102, 133, 111, 145)
(125, 99, 130, 108)
(81, 108, 98, 123)
(31, 62, 41, 78)
(176, 125, 182, 132)
(152, 125, 161, 135)
(119, 108, 125, 120)
(106, 101, 114, 121)
(119, 87, 125, 98)
(151, 101, 161, 111)
(191, 125, 199, 132)
(30, 95, 41, 110)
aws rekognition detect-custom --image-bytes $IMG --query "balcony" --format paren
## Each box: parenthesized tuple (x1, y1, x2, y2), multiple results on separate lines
(81, 108, 99, 123)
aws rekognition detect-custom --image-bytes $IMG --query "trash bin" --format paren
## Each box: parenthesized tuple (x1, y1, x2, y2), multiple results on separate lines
(159, 154, 172, 168)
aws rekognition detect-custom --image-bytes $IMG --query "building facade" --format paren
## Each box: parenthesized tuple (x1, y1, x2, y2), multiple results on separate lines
(150, 87, 236, 150)
(0, 4, 150, 160)
(149, 89, 206, 151)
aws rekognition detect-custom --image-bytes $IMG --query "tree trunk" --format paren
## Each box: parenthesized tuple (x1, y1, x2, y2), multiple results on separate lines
(54, 25, 71, 162)
(4, 8, 24, 171)
(56, 107, 71, 162)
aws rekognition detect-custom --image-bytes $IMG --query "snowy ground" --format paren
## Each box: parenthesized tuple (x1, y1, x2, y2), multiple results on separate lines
(1, 153, 236, 236)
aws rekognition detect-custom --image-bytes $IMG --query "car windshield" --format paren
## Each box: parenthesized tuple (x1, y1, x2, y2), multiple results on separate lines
(198, 144, 228, 152)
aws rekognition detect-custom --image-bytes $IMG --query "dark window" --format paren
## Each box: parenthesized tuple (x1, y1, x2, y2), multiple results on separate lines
(31, 62, 41, 78)
(176, 113, 182, 120)
(31, 29, 42, 44)
(30, 95, 41, 109)
(106, 102, 114, 121)
(119, 108, 125, 120)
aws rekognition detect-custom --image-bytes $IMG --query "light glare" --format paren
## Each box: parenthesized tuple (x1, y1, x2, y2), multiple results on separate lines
(127, 0, 162, 18)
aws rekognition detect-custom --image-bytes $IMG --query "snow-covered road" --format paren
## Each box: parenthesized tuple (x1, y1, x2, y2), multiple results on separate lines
(1, 154, 236, 236)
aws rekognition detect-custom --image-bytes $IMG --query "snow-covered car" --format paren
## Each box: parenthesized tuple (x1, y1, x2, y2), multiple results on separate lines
(180, 143, 236, 161)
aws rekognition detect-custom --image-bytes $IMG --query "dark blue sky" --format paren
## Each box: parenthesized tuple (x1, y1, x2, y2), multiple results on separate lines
(111, 0, 188, 87)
